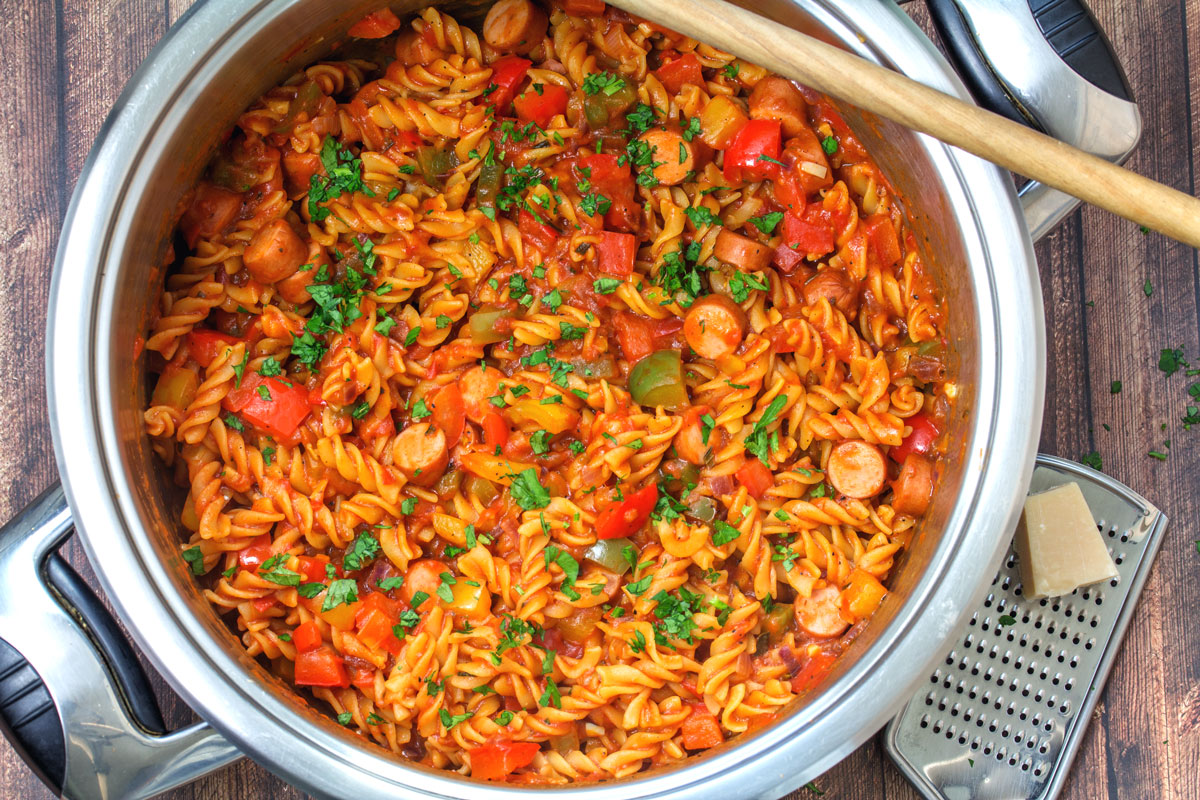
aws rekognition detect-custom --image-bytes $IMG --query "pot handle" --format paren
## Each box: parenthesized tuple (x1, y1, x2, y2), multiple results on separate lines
(0, 483, 242, 799)
(923, 0, 1143, 241)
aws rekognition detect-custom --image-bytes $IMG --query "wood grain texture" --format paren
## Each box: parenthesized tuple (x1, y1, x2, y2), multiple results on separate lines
(0, 2, 1194, 798)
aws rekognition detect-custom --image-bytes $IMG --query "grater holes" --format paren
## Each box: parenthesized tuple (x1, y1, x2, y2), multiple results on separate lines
(919, 714, 929, 728)
(1033, 763, 1047, 777)
(1084, 638, 1094, 651)
(1114, 553, 1125, 565)
(1005, 554, 1016, 568)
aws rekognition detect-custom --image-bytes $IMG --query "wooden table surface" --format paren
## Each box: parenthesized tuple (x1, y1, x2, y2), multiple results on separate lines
(2, 1, 1198, 797)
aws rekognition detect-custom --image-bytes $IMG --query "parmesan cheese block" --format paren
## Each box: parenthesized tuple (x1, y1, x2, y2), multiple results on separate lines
(1014, 482, 1119, 599)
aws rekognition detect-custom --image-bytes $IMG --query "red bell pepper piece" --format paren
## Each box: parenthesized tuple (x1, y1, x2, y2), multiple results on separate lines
(295, 555, 329, 583)
(781, 205, 835, 259)
(486, 56, 532, 112)
(518, 210, 559, 253)
(595, 483, 659, 540)
(470, 738, 541, 781)
(355, 592, 403, 654)
(429, 383, 466, 446)
(680, 703, 724, 749)
(348, 9, 401, 38)
(513, 83, 569, 128)
(655, 52, 704, 94)
(863, 214, 902, 268)
(722, 119, 782, 183)
(223, 373, 313, 439)
(482, 411, 509, 449)
(596, 231, 637, 276)
(294, 646, 350, 687)
(563, 0, 606, 14)
(735, 458, 774, 499)
(292, 620, 323, 653)
(186, 329, 241, 368)
(889, 413, 939, 463)
(790, 651, 836, 693)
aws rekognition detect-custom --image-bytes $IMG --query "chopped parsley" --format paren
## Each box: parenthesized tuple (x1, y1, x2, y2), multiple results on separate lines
(748, 211, 785, 235)
(712, 520, 741, 546)
(342, 531, 380, 571)
(583, 71, 626, 96)
(181, 546, 205, 576)
(1081, 451, 1103, 471)
(322, 578, 359, 611)
(744, 394, 788, 465)
(509, 468, 550, 510)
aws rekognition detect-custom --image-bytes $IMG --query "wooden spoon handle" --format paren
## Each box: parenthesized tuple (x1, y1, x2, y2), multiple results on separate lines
(608, 0, 1200, 249)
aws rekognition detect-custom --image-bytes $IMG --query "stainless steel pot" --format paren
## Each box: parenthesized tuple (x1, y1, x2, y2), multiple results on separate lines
(1, 1, 1140, 798)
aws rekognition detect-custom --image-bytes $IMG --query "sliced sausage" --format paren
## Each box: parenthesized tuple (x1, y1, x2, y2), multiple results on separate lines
(892, 454, 934, 516)
(794, 584, 850, 638)
(683, 294, 747, 360)
(180, 182, 242, 248)
(675, 405, 726, 465)
(243, 219, 306, 284)
(713, 229, 772, 273)
(391, 422, 449, 487)
(749, 77, 810, 139)
(640, 128, 694, 186)
(802, 268, 859, 317)
(282, 151, 322, 195)
(458, 365, 503, 424)
(483, 0, 548, 54)
(827, 440, 886, 499)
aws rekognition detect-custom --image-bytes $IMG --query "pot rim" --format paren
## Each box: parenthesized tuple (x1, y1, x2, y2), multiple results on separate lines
(46, 1, 1044, 797)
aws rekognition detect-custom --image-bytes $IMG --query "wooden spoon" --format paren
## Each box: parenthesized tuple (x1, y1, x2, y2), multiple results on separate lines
(606, 0, 1200, 249)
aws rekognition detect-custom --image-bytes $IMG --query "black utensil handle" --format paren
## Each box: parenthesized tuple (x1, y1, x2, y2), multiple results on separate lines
(0, 483, 239, 799)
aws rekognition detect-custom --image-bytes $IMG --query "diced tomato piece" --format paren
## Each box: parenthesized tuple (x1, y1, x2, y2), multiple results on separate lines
(681, 703, 724, 749)
(237, 534, 273, 570)
(841, 568, 887, 622)
(790, 651, 836, 693)
(348, 8, 401, 38)
(186, 329, 241, 368)
(563, 0, 605, 14)
(295, 555, 329, 583)
(223, 373, 313, 439)
(179, 182, 242, 248)
(735, 458, 774, 499)
(596, 231, 637, 276)
(518, 210, 559, 253)
(293, 620, 322, 653)
(723, 119, 782, 183)
(294, 646, 350, 687)
(772, 242, 807, 274)
(863, 214, 902, 268)
(486, 56, 532, 112)
(655, 52, 704, 94)
(781, 205, 835, 259)
(429, 383, 466, 445)
(470, 738, 541, 781)
(595, 483, 658, 540)
(578, 152, 631, 186)
(889, 413, 939, 463)
(482, 411, 509, 449)
(612, 311, 683, 364)
(513, 83, 569, 128)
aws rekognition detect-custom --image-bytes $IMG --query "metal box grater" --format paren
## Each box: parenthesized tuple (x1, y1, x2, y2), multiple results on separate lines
(884, 454, 1168, 800)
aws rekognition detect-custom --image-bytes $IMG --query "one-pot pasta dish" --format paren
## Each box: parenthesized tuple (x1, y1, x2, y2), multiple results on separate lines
(141, 0, 949, 784)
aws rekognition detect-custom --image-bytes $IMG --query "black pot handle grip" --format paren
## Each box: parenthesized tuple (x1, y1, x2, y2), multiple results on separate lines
(0, 483, 240, 799)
